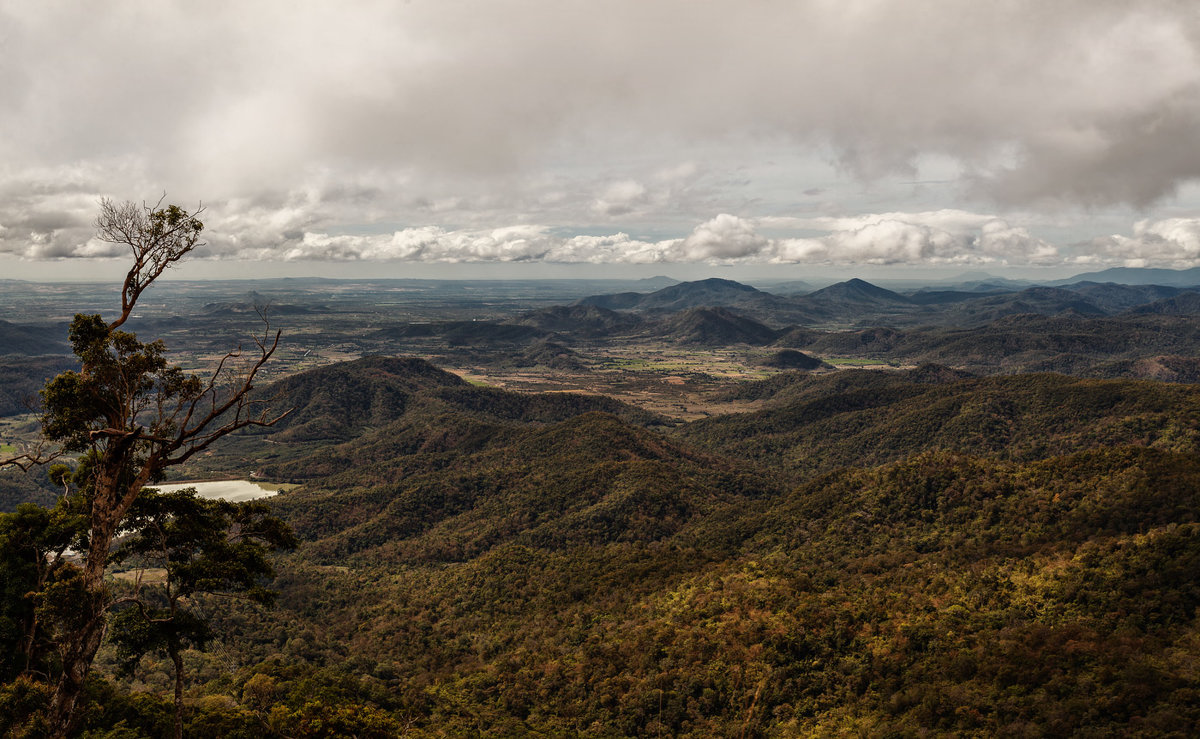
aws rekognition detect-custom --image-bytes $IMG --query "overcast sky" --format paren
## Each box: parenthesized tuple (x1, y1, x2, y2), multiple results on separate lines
(4, 1, 1200, 281)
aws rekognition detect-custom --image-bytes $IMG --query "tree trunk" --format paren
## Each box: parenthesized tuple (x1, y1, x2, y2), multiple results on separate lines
(171, 646, 185, 739)
(44, 487, 127, 738)
(44, 611, 107, 738)
(19, 554, 54, 678)
(20, 603, 40, 677)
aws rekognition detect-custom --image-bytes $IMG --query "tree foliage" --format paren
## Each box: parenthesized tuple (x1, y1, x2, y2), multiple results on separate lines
(0, 197, 289, 737)
(106, 489, 296, 739)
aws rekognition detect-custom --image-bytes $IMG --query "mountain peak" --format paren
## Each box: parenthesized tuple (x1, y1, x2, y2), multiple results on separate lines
(682, 277, 759, 291)
(806, 278, 912, 305)
(576, 277, 762, 312)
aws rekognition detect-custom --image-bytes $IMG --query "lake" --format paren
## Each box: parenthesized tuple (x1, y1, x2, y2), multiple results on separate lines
(151, 480, 279, 503)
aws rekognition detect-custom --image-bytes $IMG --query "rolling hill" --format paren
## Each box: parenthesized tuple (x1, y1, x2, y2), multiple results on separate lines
(1059, 281, 1188, 312)
(1125, 291, 1200, 316)
(759, 348, 829, 370)
(680, 369, 1200, 478)
(183, 355, 663, 480)
(577, 277, 763, 312)
(0, 355, 77, 417)
(576, 277, 817, 325)
(178, 362, 1200, 737)
(0, 320, 68, 356)
(1053, 265, 1200, 287)
(508, 304, 644, 337)
(646, 306, 780, 345)
(12, 272, 1200, 736)
(800, 277, 913, 308)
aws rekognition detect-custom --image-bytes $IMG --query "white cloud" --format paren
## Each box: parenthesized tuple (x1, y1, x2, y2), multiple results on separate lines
(767, 211, 1058, 265)
(90, 209, 1043, 268)
(1084, 218, 1200, 267)
(37, 190, 1200, 271)
(269, 226, 667, 264)
(673, 214, 769, 260)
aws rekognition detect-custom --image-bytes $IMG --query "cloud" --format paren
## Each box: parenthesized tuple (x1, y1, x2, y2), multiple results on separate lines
(268, 226, 668, 265)
(978, 90, 1200, 208)
(28, 196, 1200, 272)
(1083, 218, 1200, 267)
(29, 209, 1037, 268)
(3, 1, 1200, 214)
(758, 211, 1058, 266)
(34, 186, 1200, 271)
(593, 180, 649, 216)
(673, 214, 769, 260)
(5, 1, 1200, 274)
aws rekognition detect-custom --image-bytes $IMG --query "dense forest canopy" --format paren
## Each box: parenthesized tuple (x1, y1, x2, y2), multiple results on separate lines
(3, 249, 1200, 734)
(5, 350, 1200, 735)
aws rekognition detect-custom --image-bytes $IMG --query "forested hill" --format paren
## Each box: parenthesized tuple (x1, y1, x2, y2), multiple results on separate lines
(183, 355, 663, 479)
(278, 411, 770, 563)
(0, 356, 77, 417)
(95, 360, 1193, 737)
(10, 354, 1200, 736)
(787, 313, 1200, 374)
(250, 355, 468, 442)
(0, 320, 67, 356)
(680, 368, 1200, 478)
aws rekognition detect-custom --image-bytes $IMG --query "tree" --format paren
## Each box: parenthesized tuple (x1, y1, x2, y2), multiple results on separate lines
(1, 197, 287, 737)
(107, 488, 297, 739)
(0, 499, 85, 684)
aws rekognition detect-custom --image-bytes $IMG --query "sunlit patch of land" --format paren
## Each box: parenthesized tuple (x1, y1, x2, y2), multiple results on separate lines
(824, 357, 899, 367)
(446, 344, 837, 420)
(110, 568, 168, 585)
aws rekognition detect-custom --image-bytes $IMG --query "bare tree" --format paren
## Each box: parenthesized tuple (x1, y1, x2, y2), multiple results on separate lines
(2, 197, 286, 737)
(93, 195, 205, 332)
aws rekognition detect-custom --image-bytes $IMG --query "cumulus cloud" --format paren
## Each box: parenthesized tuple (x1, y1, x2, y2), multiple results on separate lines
(673, 214, 769, 260)
(266, 226, 668, 265)
(61, 209, 1042, 268)
(774, 211, 1059, 265)
(31, 190, 1200, 271)
(1083, 218, 1200, 267)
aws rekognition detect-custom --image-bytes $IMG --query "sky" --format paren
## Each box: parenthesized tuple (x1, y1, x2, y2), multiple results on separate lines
(4, 1, 1200, 282)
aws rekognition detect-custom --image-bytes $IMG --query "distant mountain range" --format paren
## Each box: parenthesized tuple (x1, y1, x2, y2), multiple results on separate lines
(569, 276, 1200, 331)
(343, 276, 1200, 376)
(578, 277, 765, 311)
(1052, 266, 1200, 287)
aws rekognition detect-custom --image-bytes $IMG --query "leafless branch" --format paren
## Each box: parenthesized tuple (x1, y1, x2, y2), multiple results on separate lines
(0, 443, 63, 471)
(163, 324, 290, 466)
(96, 197, 206, 333)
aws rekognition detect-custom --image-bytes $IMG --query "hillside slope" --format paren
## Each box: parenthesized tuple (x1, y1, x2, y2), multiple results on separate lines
(680, 370, 1200, 478)
(194, 371, 1200, 737)
(18, 357, 1199, 737)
